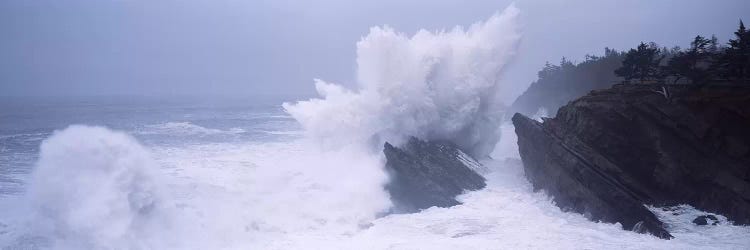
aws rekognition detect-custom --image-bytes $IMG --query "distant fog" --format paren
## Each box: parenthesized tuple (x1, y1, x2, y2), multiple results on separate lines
(1, 0, 748, 99)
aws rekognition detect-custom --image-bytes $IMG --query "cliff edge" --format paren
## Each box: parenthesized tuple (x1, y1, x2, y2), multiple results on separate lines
(513, 83, 750, 239)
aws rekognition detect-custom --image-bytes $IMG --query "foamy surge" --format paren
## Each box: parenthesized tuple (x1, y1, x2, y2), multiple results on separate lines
(17, 126, 162, 249)
(3, 124, 749, 249)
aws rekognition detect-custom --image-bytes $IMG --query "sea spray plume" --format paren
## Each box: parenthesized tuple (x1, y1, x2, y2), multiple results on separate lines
(26, 125, 160, 248)
(284, 4, 521, 157)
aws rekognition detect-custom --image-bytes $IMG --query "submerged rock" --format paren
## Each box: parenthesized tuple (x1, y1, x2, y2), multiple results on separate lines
(692, 215, 719, 226)
(512, 83, 750, 239)
(383, 137, 486, 213)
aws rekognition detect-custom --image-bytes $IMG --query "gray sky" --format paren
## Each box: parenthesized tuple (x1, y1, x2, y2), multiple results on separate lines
(1, 0, 749, 98)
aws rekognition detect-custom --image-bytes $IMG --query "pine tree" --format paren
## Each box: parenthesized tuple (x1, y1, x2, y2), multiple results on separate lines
(615, 42, 664, 83)
(665, 35, 718, 84)
(717, 20, 750, 83)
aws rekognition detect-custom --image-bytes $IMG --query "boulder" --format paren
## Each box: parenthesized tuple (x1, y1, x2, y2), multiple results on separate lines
(692, 215, 719, 226)
(383, 137, 486, 213)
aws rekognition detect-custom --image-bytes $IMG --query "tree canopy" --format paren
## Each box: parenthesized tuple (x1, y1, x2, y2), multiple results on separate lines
(717, 20, 749, 82)
(511, 20, 749, 117)
(511, 48, 625, 115)
(664, 35, 718, 84)
(614, 20, 749, 85)
(615, 42, 664, 82)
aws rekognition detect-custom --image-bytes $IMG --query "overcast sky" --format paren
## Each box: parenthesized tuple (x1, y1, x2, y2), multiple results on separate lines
(1, 0, 749, 98)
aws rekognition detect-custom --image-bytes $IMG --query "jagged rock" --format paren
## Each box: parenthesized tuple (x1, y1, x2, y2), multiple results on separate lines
(512, 83, 750, 239)
(512, 112, 672, 239)
(383, 137, 486, 213)
(693, 215, 719, 226)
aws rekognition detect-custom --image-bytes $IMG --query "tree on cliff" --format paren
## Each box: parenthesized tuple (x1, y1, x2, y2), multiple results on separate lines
(615, 42, 665, 83)
(716, 20, 750, 83)
(665, 35, 719, 84)
(510, 48, 625, 115)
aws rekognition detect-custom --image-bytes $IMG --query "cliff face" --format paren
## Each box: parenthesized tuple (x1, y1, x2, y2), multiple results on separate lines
(512, 84, 750, 239)
(384, 137, 487, 213)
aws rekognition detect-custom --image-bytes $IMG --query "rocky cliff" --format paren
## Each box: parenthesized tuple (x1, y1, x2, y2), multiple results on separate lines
(512, 83, 750, 239)
(384, 137, 487, 213)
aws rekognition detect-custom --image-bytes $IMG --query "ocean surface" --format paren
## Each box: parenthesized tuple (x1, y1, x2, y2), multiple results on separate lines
(0, 96, 301, 196)
(1, 96, 749, 249)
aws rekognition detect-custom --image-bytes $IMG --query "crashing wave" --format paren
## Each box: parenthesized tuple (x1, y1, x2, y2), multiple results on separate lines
(25, 125, 161, 248)
(284, 4, 521, 157)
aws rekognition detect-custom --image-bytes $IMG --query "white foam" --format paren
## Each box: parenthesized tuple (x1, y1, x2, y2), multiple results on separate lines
(141, 138, 392, 249)
(22, 125, 162, 249)
(332, 156, 750, 250)
(5, 123, 749, 249)
(456, 149, 488, 174)
(284, 4, 521, 157)
(256, 129, 304, 136)
(533, 107, 549, 122)
(145, 123, 750, 249)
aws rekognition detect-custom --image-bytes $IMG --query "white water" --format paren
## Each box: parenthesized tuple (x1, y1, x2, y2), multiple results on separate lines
(4, 123, 748, 249)
(2, 4, 749, 249)
(284, 4, 521, 157)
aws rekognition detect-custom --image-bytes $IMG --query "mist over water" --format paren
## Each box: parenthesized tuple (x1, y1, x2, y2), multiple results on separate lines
(1, 4, 749, 249)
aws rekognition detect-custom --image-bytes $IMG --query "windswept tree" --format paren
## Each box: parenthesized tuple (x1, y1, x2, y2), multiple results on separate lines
(615, 42, 665, 83)
(665, 35, 719, 84)
(716, 20, 750, 83)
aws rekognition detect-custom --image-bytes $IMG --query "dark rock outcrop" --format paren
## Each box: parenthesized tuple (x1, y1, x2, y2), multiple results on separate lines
(512, 83, 750, 239)
(692, 215, 719, 226)
(383, 137, 486, 213)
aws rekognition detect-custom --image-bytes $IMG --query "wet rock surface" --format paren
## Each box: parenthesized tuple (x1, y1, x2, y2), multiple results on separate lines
(512, 84, 750, 239)
(692, 215, 719, 226)
(383, 137, 486, 213)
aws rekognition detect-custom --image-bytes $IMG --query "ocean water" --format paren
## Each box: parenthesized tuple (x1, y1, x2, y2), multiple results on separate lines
(0, 97, 748, 249)
(0, 96, 300, 195)
(2, 4, 749, 249)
